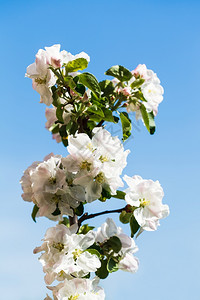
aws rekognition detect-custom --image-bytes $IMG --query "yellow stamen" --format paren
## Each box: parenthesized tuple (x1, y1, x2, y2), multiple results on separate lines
(99, 155, 109, 163)
(140, 198, 150, 207)
(95, 172, 105, 184)
(72, 249, 83, 260)
(52, 242, 64, 252)
(34, 77, 46, 84)
(68, 295, 79, 300)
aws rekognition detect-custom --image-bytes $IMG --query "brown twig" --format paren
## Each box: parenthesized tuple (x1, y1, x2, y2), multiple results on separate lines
(78, 206, 126, 226)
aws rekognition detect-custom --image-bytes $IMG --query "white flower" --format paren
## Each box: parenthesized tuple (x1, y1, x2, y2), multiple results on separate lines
(62, 50, 90, 65)
(34, 225, 100, 284)
(21, 154, 86, 220)
(26, 45, 61, 105)
(62, 127, 129, 202)
(141, 81, 164, 116)
(124, 175, 169, 231)
(118, 252, 139, 273)
(127, 64, 164, 117)
(96, 218, 139, 273)
(55, 230, 101, 279)
(48, 278, 105, 300)
(20, 153, 54, 202)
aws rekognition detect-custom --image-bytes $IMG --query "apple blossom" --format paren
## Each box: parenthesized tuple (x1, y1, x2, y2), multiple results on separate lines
(124, 175, 169, 231)
(96, 218, 139, 273)
(48, 278, 105, 300)
(22, 45, 170, 300)
(62, 127, 129, 202)
(34, 224, 101, 284)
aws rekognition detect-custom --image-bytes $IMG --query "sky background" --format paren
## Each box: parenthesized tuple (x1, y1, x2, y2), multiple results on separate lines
(0, 0, 200, 299)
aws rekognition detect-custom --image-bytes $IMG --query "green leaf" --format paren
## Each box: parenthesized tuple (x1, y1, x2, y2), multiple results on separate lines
(120, 112, 132, 141)
(98, 188, 111, 202)
(65, 58, 88, 72)
(75, 83, 86, 96)
(106, 236, 122, 253)
(78, 224, 95, 235)
(64, 75, 76, 89)
(130, 215, 140, 238)
(56, 105, 64, 123)
(140, 105, 156, 135)
(85, 248, 101, 258)
(59, 217, 70, 227)
(107, 257, 119, 273)
(51, 86, 59, 107)
(140, 103, 150, 131)
(95, 259, 109, 279)
(52, 206, 61, 216)
(103, 108, 115, 122)
(119, 211, 132, 224)
(74, 203, 84, 216)
(88, 114, 102, 122)
(99, 80, 115, 96)
(87, 120, 96, 131)
(49, 123, 60, 134)
(112, 190, 126, 200)
(78, 72, 101, 97)
(87, 105, 105, 117)
(74, 102, 83, 113)
(130, 78, 145, 89)
(148, 111, 156, 135)
(105, 65, 133, 82)
(31, 204, 39, 222)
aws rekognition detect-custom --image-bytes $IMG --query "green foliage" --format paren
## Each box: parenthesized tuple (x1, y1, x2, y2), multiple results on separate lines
(31, 204, 39, 222)
(87, 105, 104, 117)
(107, 257, 119, 273)
(105, 65, 133, 82)
(52, 206, 61, 216)
(78, 72, 101, 97)
(119, 211, 132, 224)
(112, 190, 126, 200)
(59, 217, 70, 227)
(148, 111, 156, 134)
(130, 78, 145, 89)
(99, 80, 115, 97)
(85, 248, 101, 258)
(65, 58, 88, 72)
(129, 215, 140, 237)
(75, 83, 86, 96)
(140, 104, 156, 135)
(74, 203, 84, 216)
(56, 105, 64, 123)
(99, 188, 112, 202)
(49, 123, 60, 134)
(78, 224, 95, 235)
(102, 108, 115, 122)
(103, 236, 122, 253)
(120, 112, 132, 141)
(95, 259, 109, 279)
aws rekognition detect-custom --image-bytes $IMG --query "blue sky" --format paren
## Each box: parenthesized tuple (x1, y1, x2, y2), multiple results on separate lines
(1, 0, 200, 299)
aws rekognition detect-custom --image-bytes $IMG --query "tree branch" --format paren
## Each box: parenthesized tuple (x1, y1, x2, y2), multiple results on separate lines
(78, 206, 126, 226)
(69, 215, 78, 226)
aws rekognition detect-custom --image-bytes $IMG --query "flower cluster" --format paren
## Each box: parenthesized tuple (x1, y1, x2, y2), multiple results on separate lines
(20, 153, 85, 220)
(26, 44, 89, 106)
(22, 44, 169, 299)
(20, 127, 129, 220)
(62, 127, 129, 202)
(35, 219, 139, 299)
(46, 277, 105, 300)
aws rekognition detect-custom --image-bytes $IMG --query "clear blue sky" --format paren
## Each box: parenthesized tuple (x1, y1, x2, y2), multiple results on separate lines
(1, 0, 200, 299)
